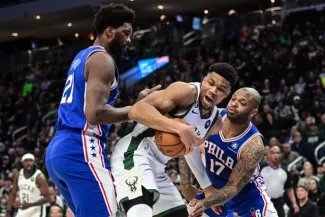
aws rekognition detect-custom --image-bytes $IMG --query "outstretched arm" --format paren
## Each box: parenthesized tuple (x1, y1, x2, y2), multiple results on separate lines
(189, 135, 264, 216)
(129, 82, 199, 152)
(129, 82, 195, 134)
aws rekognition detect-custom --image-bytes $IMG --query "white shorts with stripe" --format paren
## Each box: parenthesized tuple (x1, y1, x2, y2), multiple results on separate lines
(111, 129, 186, 216)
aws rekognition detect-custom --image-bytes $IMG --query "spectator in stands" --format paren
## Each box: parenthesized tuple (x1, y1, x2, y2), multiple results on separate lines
(306, 123, 325, 149)
(0, 196, 7, 216)
(289, 183, 320, 217)
(48, 186, 64, 210)
(320, 114, 325, 134)
(299, 162, 320, 186)
(308, 178, 325, 216)
(292, 132, 315, 164)
(317, 165, 324, 180)
(0, 178, 11, 198)
(49, 205, 63, 217)
(320, 162, 325, 193)
(269, 137, 280, 147)
(286, 126, 299, 144)
(282, 142, 302, 169)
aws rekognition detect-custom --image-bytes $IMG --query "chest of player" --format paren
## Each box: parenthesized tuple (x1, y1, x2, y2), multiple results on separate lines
(204, 137, 238, 174)
(180, 103, 217, 139)
(18, 178, 38, 193)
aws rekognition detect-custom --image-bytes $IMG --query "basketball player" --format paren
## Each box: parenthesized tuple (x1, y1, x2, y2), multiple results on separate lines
(6, 153, 50, 217)
(111, 63, 238, 217)
(182, 88, 278, 217)
(45, 4, 160, 217)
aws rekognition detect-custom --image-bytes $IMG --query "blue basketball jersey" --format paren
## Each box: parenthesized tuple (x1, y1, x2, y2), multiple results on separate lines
(56, 46, 119, 141)
(204, 109, 265, 200)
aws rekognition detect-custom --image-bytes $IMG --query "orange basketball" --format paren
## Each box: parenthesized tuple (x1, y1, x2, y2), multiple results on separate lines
(155, 118, 187, 157)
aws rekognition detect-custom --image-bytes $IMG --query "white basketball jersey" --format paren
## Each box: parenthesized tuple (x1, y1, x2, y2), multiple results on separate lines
(168, 82, 219, 138)
(17, 169, 46, 217)
(130, 82, 219, 165)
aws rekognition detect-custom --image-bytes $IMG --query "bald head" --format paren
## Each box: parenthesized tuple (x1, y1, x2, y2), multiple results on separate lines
(239, 87, 261, 108)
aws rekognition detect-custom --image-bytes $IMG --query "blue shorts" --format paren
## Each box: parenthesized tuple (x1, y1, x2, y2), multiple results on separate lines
(196, 187, 275, 217)
(46, 130, 117, 217)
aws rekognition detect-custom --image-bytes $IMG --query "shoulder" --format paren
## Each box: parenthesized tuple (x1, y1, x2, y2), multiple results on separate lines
(240, 135, 264, 162)
(280, 165, 289, 172)
(169, 82, 196, 93)
(36, 171, 46, 183)
(261, 165, 270, 172)
(243, 135, 264, 154)
(85, 51, 115, 82)
(164, 82, 197, 102)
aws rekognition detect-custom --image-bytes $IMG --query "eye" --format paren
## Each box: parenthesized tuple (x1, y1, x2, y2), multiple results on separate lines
(217, 87, 226, 94)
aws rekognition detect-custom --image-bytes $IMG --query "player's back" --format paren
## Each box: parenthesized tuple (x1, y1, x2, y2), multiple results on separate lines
(204, 109, 266, 200)
(55, 45, 119, 141)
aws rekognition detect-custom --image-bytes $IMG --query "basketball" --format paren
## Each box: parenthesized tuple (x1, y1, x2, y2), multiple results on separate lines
(155, 118, 187, 157)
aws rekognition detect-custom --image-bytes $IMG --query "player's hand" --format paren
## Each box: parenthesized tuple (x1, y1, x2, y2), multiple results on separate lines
(188, 199, 205, 217)
(179, 125, 199, 155)
(202, 185, 223, 214)
(211, 206, 223, 215)
(19, 202, 32, 210)
(136, 85, 162, 102)
(293, 204, 299, 214)
(182, 184, 200, 201)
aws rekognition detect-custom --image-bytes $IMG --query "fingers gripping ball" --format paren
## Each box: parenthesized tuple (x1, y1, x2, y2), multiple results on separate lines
(155, 118, 187, 157)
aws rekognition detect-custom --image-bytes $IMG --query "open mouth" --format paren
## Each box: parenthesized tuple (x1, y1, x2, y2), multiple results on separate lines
(205, 96, 213, 103)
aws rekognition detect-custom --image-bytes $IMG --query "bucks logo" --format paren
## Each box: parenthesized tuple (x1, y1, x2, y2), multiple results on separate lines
(125, 176, 138, 192)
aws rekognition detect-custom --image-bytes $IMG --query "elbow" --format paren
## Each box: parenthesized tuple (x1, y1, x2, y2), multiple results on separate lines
(85, 107, 100, 125)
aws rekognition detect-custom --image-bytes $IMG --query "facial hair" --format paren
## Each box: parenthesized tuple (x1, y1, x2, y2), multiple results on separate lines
(109, 32, 125, 63)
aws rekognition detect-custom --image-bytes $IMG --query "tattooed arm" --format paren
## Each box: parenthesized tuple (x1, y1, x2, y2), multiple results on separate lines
(180, 144, 213, 201)
(179, 156, 197, 201)
(179, 156, 192, 186)
(190, 135, 264, 215)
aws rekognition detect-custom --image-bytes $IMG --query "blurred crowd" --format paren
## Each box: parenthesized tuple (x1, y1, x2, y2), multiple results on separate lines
(0, 8, 324, 217)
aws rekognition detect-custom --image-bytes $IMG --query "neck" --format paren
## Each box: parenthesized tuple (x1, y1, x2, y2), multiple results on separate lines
(93, 37, 109, 53)
(223, 118, 250, 138)
(201, 108, 212, 116)
(299, 198, 308, 206)
(23, 170, 33, 178)
(269, 161, 280, 168)
(311, 189, 318, 193)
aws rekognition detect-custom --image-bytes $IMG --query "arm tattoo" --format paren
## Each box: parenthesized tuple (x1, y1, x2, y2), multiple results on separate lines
(178, 156, 191, 185)
(202, 136, 265, 208)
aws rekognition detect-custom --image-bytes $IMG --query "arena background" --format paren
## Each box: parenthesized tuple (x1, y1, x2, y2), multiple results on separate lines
(0, 0, 324, 216)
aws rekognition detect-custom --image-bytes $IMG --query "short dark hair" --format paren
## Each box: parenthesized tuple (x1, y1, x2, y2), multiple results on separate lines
(208, 63, 238, 87)
(93, 3, 135, 35)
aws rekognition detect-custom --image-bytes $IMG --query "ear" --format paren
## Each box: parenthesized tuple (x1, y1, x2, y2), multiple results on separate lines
(250, 108, 258, 117)
(105, 26, 114, 39)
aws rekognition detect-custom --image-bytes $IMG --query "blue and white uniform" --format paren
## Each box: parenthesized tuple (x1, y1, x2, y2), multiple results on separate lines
(46, 46, 119, 217)
(188, 109, 277, 217)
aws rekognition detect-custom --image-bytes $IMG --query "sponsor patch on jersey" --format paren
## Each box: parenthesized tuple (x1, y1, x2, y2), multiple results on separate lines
(231, 142, 238, 149)
(205, 120, 211, 129)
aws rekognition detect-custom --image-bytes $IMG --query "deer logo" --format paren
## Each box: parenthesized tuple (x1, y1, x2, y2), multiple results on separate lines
(125, 176, 138, 192)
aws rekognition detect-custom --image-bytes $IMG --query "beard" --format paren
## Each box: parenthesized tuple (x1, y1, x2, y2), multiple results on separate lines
(109, 33, 126, 63)
(227, 111, 250, 124)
